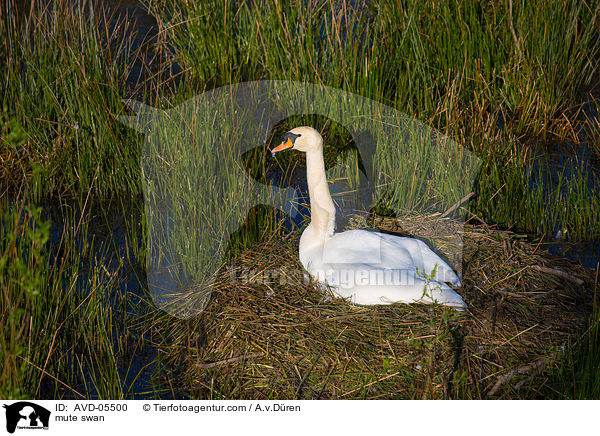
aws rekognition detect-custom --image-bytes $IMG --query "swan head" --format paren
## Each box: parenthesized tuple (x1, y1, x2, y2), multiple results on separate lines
(271, 126, 323, 155)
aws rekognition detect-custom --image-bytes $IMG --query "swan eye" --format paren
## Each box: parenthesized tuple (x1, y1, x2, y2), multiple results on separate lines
(283, 131, 302, 144)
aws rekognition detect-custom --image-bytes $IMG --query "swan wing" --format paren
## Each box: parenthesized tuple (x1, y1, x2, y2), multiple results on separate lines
(305, 258, 466, 309)
(321, 230, 460, 286)
(380, 233, 461, 286)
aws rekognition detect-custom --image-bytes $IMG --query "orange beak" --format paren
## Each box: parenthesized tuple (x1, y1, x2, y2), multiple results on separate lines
(271, 138, 294, 155)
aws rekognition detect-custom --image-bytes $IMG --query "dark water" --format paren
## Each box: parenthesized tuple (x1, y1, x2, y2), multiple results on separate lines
(41, 200, 180, 399)
(530, 138, 600, 269)
(102, 0, 182, 99)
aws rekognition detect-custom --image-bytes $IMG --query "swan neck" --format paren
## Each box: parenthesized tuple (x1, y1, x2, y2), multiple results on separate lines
(305, 148, 335, 239)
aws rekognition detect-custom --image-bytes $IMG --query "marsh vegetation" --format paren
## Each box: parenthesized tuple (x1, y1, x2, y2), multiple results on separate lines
(1, 0, 600, 399)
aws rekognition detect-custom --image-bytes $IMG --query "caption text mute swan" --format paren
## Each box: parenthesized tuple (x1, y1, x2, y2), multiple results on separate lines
(271, 126, 466, 310)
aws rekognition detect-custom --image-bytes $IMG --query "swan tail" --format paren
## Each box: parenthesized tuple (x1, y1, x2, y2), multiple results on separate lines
(415, 240, 461, 287)
(423, 282, 467, 310)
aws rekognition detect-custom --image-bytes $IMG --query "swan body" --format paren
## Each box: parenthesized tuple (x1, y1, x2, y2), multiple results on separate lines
(271, 126, 466, 309)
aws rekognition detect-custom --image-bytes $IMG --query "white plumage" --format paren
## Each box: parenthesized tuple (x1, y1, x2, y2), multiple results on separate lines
(271, 126, 466, 309)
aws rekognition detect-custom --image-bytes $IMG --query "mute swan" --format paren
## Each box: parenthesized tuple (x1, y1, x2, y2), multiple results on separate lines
(271, 126, 466, 309)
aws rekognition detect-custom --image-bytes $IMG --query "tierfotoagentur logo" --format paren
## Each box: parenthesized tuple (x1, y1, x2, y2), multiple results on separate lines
(228, 265, 460, 290)
(2, 402, 50, 434)
(119, 80, 480, 318)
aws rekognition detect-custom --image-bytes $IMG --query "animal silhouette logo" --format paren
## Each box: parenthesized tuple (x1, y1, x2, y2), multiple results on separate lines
(2, 402, 50, 433)
(119, 80, 480, 318)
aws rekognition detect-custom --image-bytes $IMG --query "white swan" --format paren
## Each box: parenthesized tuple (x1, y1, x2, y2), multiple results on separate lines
(271, 126, 466, 310)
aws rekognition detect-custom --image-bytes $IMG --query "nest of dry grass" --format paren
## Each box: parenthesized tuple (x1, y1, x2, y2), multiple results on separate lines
(156, 214, 596, 399)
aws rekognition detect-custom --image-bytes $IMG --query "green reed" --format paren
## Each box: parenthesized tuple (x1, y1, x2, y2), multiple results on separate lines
(0, 194, 164, 399)
(155, 0, 600, 238)
(0, 0, 142, 201)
